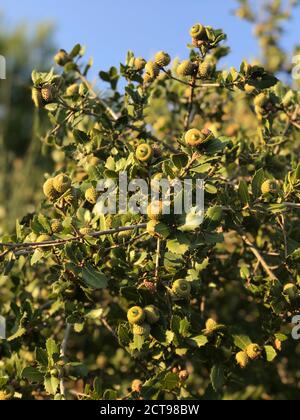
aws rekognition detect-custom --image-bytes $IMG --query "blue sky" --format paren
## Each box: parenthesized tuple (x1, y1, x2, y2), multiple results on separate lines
(1, 0, 300, 79)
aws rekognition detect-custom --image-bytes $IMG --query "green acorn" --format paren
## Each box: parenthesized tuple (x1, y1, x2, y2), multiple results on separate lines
(85, 187, 98, 205)
(32, 87, 43, 108)
(283, 283, 298, 300)
(134, 57, 147, 71)
(41, 85, 55, 103)
(261, 180, 279, 195)
(171, 279, 191, 299)
(133, 323, 151, 337)
(145, 61, 160, 78)
(206, 206, 223, 223)
(246, 343, 262, 360)
(54, 49, 71, 66)
(177, 60, 196, 77)
(236, 351, 249, 369)
(144, 305, 160, 324)
(53, 174, 71, 195)
(154, 51, 171, 67)
(189, 23, 207, 41)
(51, 219, 62, 234)
(136, 143, 153, 162)
(43, 178, 59, 201)
(127, 306, 145, 325)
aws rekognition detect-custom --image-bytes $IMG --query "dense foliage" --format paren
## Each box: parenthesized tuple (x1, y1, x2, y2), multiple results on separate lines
(1, 1, 300, 400)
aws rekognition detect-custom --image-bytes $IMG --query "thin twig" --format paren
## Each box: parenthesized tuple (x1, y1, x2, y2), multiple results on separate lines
(60, 323, 72, 398)
(77, 73, 119, 121)
(242, 235, 278, 281)
(154, 238, 161, 280)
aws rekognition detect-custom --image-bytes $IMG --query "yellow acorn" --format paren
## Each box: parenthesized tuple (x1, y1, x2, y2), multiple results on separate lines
(190, 23, 207, 41)
(32, 87, 43, 108)
(145, 61, 160, 78)
(236, 351, 249, 369)
(131, 379, 143, 393)
(51, 219, 62, 234)
(85, 187, 98, 205)
(185, 128, 213, 147)
(172, 279, 191, 299)
(261, 180, 279, 195)
(177, 60, 196, 77)
(147, 200, 164, 221)
(41, 85, 55, 103)
(198, 61, 215, 79)
(79, 227, 93, 236)
(144, 305, 160, 324)
(134, 57, 147, 71)
(127, 306, 145, 325)
(54, 49, 71, 66)
(43, 178, 59, 201)
(154, 51, 171, 67)
(136, 143, 153, 162)
(53, 174, 71, 195)
(133, 323, 151, 337)
(246, 343, 262, 360)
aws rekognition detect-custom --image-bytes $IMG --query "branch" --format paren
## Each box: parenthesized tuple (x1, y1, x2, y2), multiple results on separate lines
(242, 235, 278, 281)
(154, 238, 162, 280)
(0, 223, 147, 251)
(77, 73, 119, 121)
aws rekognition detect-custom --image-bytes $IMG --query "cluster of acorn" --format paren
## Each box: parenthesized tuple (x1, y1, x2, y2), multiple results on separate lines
(235, 343, 262, 369)
(127, 305, 160, 338)
(142, 51, 171, 85)
(176, 24, 216, 79)
(43, 173, 79, 209)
